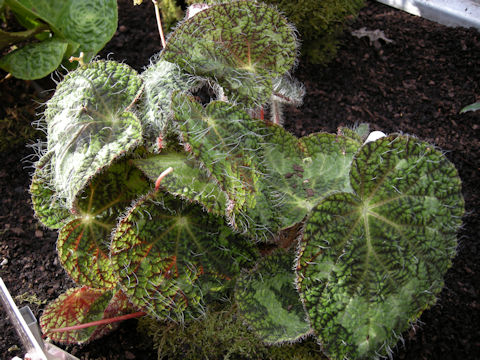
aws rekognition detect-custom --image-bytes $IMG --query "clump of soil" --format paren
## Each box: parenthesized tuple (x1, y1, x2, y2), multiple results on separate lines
(1, 0, 478, 359)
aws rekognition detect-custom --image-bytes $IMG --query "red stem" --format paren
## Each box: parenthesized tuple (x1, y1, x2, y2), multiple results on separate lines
(48, 311, 146, 333)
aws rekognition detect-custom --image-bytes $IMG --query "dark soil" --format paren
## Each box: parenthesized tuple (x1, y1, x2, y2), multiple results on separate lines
(1, 0, 479, 359)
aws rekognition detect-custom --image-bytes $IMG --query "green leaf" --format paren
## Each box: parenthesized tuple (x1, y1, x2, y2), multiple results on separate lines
(140, 58, 201, 149)
(172, 94, 362, 240)
(58, 218, 118, 289)
(236, 249, 310, 344)
(173, 94, 265, 208)
(296, 135, 464, 360)
(110, 191, 258, 321)
(460, 101, 480, 113)
(55, 0, 117, 53)
(40, 287, 131, 344)
(162, 1, 298, 107)
(30, 151, 73, 229)
(7, 0, 117, 53)
(0, 25, 47, 50)
(57, 160, 151, 289)
(264, 131, 361, 228)
(45, 60, 143, 209)
(0, 37, 67, 79)
(132, 151, 228, 215)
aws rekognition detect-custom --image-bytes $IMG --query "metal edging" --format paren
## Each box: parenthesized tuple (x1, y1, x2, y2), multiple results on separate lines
(376, 0, 480, 30)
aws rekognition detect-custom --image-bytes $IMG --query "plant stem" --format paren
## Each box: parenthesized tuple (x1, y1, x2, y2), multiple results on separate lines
(155, 167, 174, 190)
(152, 0, 167, 48)
(48, 311, 146, 333)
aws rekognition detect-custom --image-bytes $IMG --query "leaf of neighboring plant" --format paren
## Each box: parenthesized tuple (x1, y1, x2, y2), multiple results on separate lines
(40, 287, 131, 344)
(0, 37, 67, 79)
(133, 152, 228, 215)
(110, 191, 258, 321)
(7, 0, 117, 54)
(236, 249, 310, 344)
(0, 25, 47, 50)
(140, 58, 201, 149)
(55, 0, 117, 54)
(57, 160, 150, 289)
(296, 135, 464, 360)
(460, 101, 480, 113)
(162, 1, 297, 107)
(45, 61, 143, 209)
(30, 151, 73, 229)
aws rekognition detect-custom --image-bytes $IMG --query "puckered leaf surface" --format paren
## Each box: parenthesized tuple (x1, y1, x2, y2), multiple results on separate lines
(162, 1, 297, 107)
(173, 93, 361, 239)
(236, 249, 310, 344)
(8, 0, 117, 54)
(57, 160, 150, 289)
(40, 287, 132, 344)
(0, 37, 68, 79)
(296, 135, 464, 360)
(110, 191, 258, 321)
(44, 60, 143, 208)
(132, 152, 228, 215)
(30, 151, 73, 229)
(140, 58, 201, 149)
(264, 129, 361, 228)
(172, 93, 270, 235)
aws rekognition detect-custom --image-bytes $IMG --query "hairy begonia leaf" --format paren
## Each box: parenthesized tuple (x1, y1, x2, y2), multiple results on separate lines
(30, 151, 73, 229)
(140, 58, 201, 149)
(172, 93, 269, 232)
(0, 37, 68, 79)
(7, 0, 117, 54)
(338, 123, 370, 144)
(40, 287, 131, 344)
(110, 191, 258, 321)
(271, 75, 305, 106)
(44, 61, 143, 209)
(57, 160, 150, 289)
(132, 152, 228, 215)
(162, 1, 297, 107)
(236, 249, 310, 344)
(296, 135, 464, 360)
(58, 218, 117, 289)
(264, 130, 361, 229)
(172, 94, 362, 240)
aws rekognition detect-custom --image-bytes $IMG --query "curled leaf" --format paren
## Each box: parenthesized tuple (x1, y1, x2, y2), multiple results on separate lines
(44, 60, 143, 208)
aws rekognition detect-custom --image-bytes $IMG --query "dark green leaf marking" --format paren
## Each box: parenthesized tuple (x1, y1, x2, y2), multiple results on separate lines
(236, 249, 310, 344)
(133, 151, 228, 215)
(162, 1, 297, 107)
(296, 135, 464, 360)
(111, 191, 258, 321)
(44, 60, 143, 208)
(30, 151, 73, 229)
(57, 160, 150, 289)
